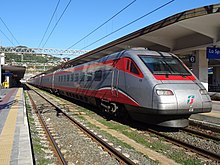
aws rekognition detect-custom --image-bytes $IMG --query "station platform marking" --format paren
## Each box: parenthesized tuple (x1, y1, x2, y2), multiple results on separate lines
(0, 88, 21, 165)
(202, 112, 220, 118)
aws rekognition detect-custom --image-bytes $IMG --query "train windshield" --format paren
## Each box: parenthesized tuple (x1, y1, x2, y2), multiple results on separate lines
(139, 55, 191, 76)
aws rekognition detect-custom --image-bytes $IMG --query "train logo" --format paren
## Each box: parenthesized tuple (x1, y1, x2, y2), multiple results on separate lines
(187, 95, 195, 105)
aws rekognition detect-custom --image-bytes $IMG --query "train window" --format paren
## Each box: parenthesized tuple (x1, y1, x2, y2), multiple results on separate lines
(71, 74, 74, 81)
(67, 75, 70, 82)
(102, 70, 109, 79)
(126, 60, 131, 70)
(139, 56, 191, 76)
(130, 62, 139, 75)
(59, 76, 61, 82)
(75, 73, 79, 82)
(87, 72, 92, 81)
(94, 70, 102, 81)
(64, 75, 66, 82)
(61, 76, 63, 82)
(125, 58, 142, 77)
(80, 73, 85, 81)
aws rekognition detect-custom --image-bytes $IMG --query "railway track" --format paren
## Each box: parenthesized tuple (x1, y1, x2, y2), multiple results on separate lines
(26, 84, 220, 164)
(27, 91, 68, 165)
(144, 127, 220, 162)
(181, 126, 220, 142)
(189, 119, 220, 135)
(27, 86, 136, 165)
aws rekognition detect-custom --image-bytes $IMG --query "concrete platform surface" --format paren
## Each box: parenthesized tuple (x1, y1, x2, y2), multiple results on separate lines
(0, 88, 33, 165)
(190, 100, 220, 127)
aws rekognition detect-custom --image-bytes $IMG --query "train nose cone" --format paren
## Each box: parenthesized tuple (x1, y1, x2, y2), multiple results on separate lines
(153, 83, 212, 114)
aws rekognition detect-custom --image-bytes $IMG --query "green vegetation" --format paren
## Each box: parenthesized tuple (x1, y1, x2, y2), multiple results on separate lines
(4, 48, 61, 73)
(82, 111, 204, 165)
(34, 88, 205, 164)
(216, 134, 220, 144)
(24, 92, 53, 165)
(167, 150, 202, 165)
(5, 53, 59, 63)
(2, 45, 60, 64)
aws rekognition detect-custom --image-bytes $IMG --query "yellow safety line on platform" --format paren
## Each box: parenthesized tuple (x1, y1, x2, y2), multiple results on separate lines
(0, 88, 21, 165)
(203, 112, 220, 117)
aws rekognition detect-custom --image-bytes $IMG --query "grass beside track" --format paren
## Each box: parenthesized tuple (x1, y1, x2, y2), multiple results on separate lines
(72, 104, 204, 165)
(24, 91, 53, 165)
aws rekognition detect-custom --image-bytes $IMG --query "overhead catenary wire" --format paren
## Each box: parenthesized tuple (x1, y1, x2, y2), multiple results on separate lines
(42, 0, 72, 48)
(0, 28, 15, 46)
(66, 0, 136, 50)
(38, 0, 61, 48)
(0, 17, 20, 45)
(80, 0, 175, 50)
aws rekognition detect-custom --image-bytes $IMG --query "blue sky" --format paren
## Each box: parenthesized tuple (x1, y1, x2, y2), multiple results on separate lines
(0, 0, 220, 52)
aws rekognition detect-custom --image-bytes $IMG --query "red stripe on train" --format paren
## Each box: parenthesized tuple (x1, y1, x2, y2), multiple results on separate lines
(154, 75, 196, 80)
(54, 85, 140, 107)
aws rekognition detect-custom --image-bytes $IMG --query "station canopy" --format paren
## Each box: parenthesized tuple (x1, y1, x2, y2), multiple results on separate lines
(48, 3, 220, 73)
(2, 65, 26, 80)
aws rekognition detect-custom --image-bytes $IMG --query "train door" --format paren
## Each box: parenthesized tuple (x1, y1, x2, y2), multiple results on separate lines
(124, 58, 144, 106)
(52, 71, 56, 90)
(100, 58, 124, 116)
(111, 64, 120, 98)
(111, 57, 126, 99)
(39, 75, 43, 86)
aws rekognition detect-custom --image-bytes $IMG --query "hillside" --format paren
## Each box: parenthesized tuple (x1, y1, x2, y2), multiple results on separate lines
(4, 52, 62, 77)
(5, 53, 60, 63)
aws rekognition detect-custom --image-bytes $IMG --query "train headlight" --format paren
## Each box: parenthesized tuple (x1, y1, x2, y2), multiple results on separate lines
(156, 89, 174, 96)
(200, 89, 208, 95)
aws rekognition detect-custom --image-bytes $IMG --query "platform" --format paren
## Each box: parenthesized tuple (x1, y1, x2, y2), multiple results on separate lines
(190, 100, 220, 128)
(0, 88, 33, 165)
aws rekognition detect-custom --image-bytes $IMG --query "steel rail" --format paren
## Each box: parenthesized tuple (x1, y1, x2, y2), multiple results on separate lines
(181, 127, 220, 142)
(31, 87, 136, 165)
(146, 128, 220, 162)
(27, 91, 68, 165)
(189, 119, 220, 134)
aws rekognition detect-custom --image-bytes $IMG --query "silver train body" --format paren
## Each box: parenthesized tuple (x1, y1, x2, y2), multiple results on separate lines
(28, 48, 212, 127)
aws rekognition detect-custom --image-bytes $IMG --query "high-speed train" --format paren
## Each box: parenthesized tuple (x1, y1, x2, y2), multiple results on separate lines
(28, 48, 212, 127)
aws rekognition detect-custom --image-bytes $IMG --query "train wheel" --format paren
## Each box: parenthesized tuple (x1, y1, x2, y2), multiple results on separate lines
(56, 90, 60, 96)
(115, 104, 130, 122)
(99, 100, 116, 119)
(99, 100, 130, 122)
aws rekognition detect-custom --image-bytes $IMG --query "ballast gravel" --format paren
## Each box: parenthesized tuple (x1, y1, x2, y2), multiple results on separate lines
(43, 110, 121, 165)
(29, 90, 156, 164)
